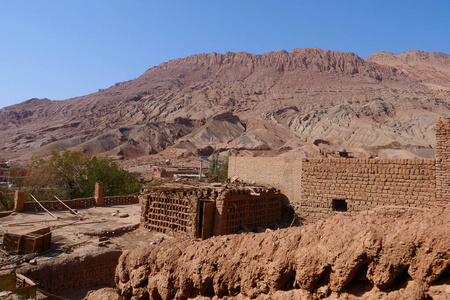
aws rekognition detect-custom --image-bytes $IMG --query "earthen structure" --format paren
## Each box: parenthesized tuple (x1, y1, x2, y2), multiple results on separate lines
(139, 185, 282, 238)
(113, 205, 450, 300)
(228, 117, 450, 222)
(2, 245, 122, 294)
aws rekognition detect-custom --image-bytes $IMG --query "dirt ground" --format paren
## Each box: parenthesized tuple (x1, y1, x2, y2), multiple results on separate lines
(0, 203, 170, 299)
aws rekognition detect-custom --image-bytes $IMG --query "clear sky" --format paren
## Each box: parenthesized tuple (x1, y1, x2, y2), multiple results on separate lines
(1, 0, 449, 109)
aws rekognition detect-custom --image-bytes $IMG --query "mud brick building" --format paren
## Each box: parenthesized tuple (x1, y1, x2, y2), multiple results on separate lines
(229, 117, 450, 222)
(139, 185, 282, 238)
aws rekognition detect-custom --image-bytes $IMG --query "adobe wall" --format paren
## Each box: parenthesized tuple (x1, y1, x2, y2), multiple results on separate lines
(228, 118, 450, 223)
(300, 158, 436, 222)
(436, 117, 450, 205)
(214, 187, 282, 235)
(139, 186, 282, 237)
(21, 195, 138, 211)
(139, 187, 201, 237)
(228, 156, 302, 210)
(2, 245, 122, 294)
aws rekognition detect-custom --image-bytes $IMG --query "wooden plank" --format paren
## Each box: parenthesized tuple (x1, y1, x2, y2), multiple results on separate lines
(13, 286, 36, 299)
(54, 196, 83, 218)
(201, 201, 215, 239)
(0, 274, 16, 291)
(16, 235, 23, 252)
(16, 274, 36, 286)
(9, 226, 50, 236)
(30, 195, 59, 219)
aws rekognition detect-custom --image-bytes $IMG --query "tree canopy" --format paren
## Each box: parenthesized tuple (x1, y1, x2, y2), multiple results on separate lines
(25, 149, 141, 200)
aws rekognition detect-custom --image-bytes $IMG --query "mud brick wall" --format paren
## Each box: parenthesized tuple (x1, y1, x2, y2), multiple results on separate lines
(104, 195, 139, 205)
(228, 156, 302, 209)
(140, 186, 282, 237)
(22, 195, 138, 212)
(300, 158, 436, 222)
(4, 246, 122, 294)
(139, 188, 203, 237)
(23, 197, 96, 211)
(436, 117, 450, 205)
(215, 187, 282, 235)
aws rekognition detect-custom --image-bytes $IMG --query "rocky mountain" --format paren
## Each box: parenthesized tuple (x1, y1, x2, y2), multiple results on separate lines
(1, 48, 450, 162)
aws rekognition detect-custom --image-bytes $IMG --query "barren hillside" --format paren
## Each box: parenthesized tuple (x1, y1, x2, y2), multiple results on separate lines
(1, 48, 449, 162)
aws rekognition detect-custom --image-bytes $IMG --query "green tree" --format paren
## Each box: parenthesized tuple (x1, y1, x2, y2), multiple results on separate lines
(208, 150, 231, 181)
(84, 157, 141, 196)
(0, 186, 14, 210)
(209, 151, 220, 180)
(24, 149, 141, 200)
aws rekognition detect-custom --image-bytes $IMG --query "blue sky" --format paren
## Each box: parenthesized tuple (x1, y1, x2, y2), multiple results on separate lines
(1, 0, 449, 109)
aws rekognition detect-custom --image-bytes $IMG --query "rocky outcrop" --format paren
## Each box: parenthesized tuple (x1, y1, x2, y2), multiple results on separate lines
(111, 206, 449, 299)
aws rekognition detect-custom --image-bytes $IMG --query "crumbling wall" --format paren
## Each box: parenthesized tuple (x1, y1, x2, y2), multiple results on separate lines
(3, 245, 122, 294)
(139, 188, 200, 237)
(140, 186, 282, 237)
(215, 187, 282, 235)
(228, 157, 302, 210)
(300, 158, 436, 222)
(436, 117, 450, 205)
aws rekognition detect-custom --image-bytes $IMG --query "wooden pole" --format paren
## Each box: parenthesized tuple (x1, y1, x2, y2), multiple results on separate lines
(30, 195, 59, 219)
(54, 196, 82, 218)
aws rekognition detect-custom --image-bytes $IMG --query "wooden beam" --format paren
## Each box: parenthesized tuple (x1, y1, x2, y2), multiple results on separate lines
(30, 195, 59, 219)
(53, 196, 83, 218)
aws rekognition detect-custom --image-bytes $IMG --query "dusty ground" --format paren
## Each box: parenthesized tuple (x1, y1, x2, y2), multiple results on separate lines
(0, 203, 168, 251)
(0, 203, 170, 299)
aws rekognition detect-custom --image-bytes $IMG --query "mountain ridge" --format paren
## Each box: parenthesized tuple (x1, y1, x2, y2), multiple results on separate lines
(1, 48, 449, 162)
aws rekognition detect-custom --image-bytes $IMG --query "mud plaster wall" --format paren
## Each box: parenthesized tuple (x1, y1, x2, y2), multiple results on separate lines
(228, 157, 302, 211)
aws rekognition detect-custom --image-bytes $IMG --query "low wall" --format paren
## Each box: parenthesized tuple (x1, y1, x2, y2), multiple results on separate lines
(300, 158, 436, 221)
(23, 198, 96, 211)
(22, 195, 138, 212)
(2, 245, 122, 294)
(104, 195, 139, 205)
